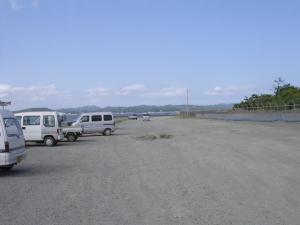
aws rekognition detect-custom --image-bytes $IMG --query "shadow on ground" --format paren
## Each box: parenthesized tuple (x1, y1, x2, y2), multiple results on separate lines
(0, 164, 74, 178)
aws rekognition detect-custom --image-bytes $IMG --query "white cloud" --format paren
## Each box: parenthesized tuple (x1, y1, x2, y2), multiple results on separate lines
(115, 84, 146, 96)
(0, 84, 12, 97)
(86, 84, 186, 99)
(142, 87, 186, 97)
(0, 84, 61, 101)
(87, 84, 186, 99)
(9, 0, 23, 10)
(32, 0, 39, 8)
(8, 0, 40, 10)
(1, 83, 189, 109)
(204, 85, 255, 96)
(87, 87, 111, 97)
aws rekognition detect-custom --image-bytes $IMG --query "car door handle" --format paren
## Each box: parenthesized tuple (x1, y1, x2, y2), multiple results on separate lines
(22, 127, 26, 130)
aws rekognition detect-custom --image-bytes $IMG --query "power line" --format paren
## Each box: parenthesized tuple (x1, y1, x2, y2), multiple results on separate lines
(0, 101, 11, 110)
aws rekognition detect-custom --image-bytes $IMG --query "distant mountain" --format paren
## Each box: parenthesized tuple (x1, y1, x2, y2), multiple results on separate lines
(15, 104, 234, 114)
(57, 104, 234, 114)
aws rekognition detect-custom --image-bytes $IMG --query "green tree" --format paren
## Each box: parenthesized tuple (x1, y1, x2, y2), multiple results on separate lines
(274, 77, 285, 96)
(234, 78, 300, 110)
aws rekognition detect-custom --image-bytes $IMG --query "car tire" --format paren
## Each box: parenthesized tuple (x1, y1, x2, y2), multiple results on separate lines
(103, 129, 112, 136)
(0, 165, 13, 171)
(44, 136, 55, 146)
(66, 133, 76, 142)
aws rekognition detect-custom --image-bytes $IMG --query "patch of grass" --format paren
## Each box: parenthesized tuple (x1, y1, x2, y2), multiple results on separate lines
(136, 134, 158, 141)
(159, 134, 173, 139)
(136, 133, 173, 141)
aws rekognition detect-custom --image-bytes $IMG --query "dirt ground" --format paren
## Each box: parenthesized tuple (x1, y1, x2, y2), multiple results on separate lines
(0, 117, 299, 225)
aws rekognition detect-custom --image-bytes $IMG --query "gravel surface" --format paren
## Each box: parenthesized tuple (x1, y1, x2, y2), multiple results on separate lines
(0, 117, 300, 225)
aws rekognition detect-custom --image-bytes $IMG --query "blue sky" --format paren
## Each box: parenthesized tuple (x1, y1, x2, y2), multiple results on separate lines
(1, 0, 300, 110)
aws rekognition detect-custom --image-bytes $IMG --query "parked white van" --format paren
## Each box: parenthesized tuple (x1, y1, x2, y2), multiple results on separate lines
(72, 112, 115, 136)
(15, 111, 64, 146)
(0, 110, 26, 171)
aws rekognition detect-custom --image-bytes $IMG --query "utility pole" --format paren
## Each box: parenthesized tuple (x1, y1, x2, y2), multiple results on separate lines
(186, 88, 189, 118)
(186, 88, 189, 105)
(0, 101, 11, 110)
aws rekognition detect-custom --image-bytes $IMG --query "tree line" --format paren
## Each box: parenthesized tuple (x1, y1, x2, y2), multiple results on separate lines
(234, 77, 300, 109)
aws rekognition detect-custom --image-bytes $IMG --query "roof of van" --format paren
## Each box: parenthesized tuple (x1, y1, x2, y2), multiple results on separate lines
(15, 111, 59, 116)
(0, 109, 14, 118)
(80, 112, 113, 115)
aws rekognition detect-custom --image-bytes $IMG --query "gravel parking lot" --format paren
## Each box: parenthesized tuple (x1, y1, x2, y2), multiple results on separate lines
(0, 117, 300, 225)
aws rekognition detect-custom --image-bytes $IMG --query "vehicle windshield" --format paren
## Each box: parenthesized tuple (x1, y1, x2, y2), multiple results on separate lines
(4, 118, 23, 137)
(58, 114, 80, 126)
(68, 114, 81, 125)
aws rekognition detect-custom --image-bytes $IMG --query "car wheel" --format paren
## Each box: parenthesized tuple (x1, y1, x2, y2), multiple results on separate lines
(103, 129, 112, 136)
(0, 165, 14, 171)
(44, 136, 55, 146)
(66, 133, 76, 142)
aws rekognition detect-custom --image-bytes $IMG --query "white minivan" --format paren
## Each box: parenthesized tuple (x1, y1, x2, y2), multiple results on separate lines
(0, 110, 26, 171)
(72, 112, 115, 136)
(15, 111, 64, 146)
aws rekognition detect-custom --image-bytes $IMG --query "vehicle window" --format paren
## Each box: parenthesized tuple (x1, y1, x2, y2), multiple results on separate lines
(92, 115, 102, 122)
(104, 115, 112, 121)
(57, 114, 65, 126)
(23, 116, 40, 126)
(16, 116, 22, 125)
(4, 118, 23, 136)
(80, 116, 90, 123)
(43, 115, 55, 127)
